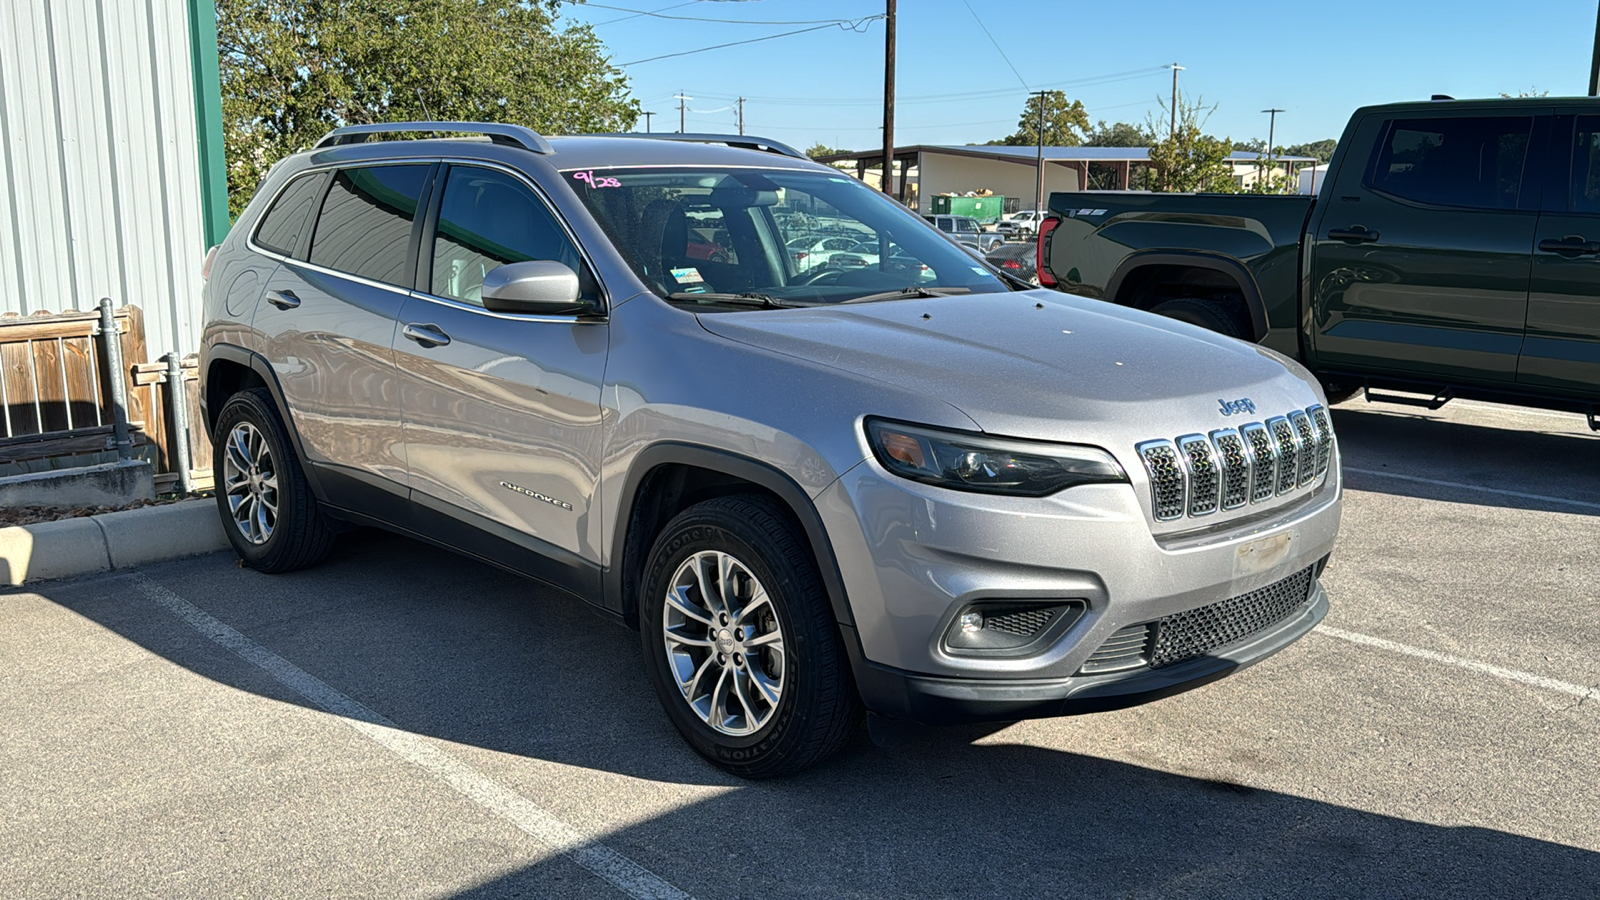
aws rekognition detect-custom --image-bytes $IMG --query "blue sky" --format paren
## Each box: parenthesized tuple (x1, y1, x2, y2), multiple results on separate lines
(560, 0, 1598, 151)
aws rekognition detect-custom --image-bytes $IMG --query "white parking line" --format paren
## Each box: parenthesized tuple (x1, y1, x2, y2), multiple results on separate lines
(1343, 467, 1600, 512)
(1318, 625, 1597, 703)
(134, 575, 695, 900)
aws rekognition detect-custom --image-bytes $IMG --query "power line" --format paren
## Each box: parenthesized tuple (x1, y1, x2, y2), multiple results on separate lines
(619, 18, 882, 66)
(961, 0, 1027, 91)
(692, 66, 1167, 107)
(583, 2, 877, 26)
(587, 0, 703, 27)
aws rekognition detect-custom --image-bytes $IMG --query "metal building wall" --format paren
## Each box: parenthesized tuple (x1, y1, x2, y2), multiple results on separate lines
(0, 0, 208, 355)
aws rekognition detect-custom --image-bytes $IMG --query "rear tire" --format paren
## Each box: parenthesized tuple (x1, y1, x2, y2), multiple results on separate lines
(1150, 297, 1251, 341)
(639, 494, 861, 778)
(212, 388, 336, 574)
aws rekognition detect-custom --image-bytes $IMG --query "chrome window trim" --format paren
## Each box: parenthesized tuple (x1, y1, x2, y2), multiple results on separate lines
(243, 156, 612, 315)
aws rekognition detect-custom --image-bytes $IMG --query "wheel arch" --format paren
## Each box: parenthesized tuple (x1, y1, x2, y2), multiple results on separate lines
(1105, 251, 1270, 343)
(203, 345, 326, 501)
(606, 443, 855, 635)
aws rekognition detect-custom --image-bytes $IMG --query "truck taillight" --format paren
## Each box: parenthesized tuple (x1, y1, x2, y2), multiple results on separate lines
(1036, 217, 1059, 287)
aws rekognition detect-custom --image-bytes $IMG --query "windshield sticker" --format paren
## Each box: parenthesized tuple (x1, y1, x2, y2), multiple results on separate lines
(670, 267, 706, 291)
(970, 266, 989, 276)
(572, 170, 621, 189)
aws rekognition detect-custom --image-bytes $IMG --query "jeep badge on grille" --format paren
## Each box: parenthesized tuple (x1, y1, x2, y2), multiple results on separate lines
(1218, 398, 1256, 416)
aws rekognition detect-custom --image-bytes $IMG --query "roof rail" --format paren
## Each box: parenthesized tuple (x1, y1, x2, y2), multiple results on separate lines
(314, 122, 554, 154)
(581, 132, 807, 160)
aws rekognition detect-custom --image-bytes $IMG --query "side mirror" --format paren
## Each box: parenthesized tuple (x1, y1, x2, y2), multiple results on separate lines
(480, 260, 593, 315)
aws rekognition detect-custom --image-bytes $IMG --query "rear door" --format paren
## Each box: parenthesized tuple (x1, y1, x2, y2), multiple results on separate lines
(1308, 111, 1542, 383)
(391, 162, 609, 589)
(252, 162, 433, 519)
(1521, 113, 1600, 397)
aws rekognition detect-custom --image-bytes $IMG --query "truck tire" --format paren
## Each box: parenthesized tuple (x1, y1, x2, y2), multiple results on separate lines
(1150, 297, 1251, 341)
(212, 388, 337, 573)
(1318, 377, 1362, 404)
(639, 494, 861, 778)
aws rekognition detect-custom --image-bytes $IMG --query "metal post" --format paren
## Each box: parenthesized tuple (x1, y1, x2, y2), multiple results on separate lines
(1034, 90, 1047, 213)
(163, 353, 194, 493)
(1167, 63, 1184, 137)
(737, 97, 745, 136)
(881, 0, 896, 194)
(96, 297, 134, 461)
(1591, 1, 1600, 96)
(642, 111, 654, 133)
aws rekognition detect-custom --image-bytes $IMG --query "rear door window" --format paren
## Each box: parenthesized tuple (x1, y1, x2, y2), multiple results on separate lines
(1369, 116, 1532, 209)
(253, 171, 326, 258)
(308, 164, 431, 286)
(1570, 116, 1600, 214)
(428, 165, 588, 306)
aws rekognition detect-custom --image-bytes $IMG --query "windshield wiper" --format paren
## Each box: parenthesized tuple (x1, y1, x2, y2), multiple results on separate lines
(668, 292, 791, 309)
(838, 286, 966, 305)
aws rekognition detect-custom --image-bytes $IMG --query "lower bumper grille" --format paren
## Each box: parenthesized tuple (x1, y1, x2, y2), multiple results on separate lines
(1077, 566, 1316, 675)
(1150, 566, 1315, 668)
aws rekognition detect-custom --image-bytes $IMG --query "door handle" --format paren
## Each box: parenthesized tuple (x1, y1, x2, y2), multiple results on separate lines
(1537, 237, 1600, 256)
(401, 323, 451, 348)
(1327, 226, 1379, 244)
(265, 289, 301, 310)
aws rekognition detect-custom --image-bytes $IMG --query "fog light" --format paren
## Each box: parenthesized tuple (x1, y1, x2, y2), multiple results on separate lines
(959, 612, 985, 634)
(944, 601, 1086, 657)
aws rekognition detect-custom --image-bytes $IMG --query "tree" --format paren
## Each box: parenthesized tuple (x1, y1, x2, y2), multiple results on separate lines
(805, 143, 844, 159)
(1284, 139, 1337, 163)
(1083, 120, 1153, 148)
(1144, 94, 1235, 192)
(217, 0, 637, 216)
(990, 91, 1090, 147)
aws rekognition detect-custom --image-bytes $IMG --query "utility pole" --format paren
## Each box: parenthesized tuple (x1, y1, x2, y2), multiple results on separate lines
(1033, 90, 1048, 214)
(737, 97, 745, 135)
(642, 111, 654, 134)
(1166, 63, 1185, 136)
(1261, 108, 1284, 188)
(881, 0, 896, 196)
(675, 93, 692, 133)
(1591, 2, 1600, 95)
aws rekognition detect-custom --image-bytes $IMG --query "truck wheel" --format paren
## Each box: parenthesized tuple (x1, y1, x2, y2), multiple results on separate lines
(212, 388, 336, 573)
(1319, 377, 1362, 404)
(639, 494, 861, 778)
(1151, 297, 1251, 341)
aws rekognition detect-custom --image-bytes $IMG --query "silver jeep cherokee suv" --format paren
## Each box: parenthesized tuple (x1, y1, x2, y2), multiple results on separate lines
(200, 123, 1342, 777)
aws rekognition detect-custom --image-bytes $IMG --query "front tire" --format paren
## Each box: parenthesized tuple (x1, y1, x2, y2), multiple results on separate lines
(639, 495, 861, 778)
(212, 388, 336, 573)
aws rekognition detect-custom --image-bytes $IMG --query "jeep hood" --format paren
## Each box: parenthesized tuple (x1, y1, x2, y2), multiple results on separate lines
(695, 291, 1323, 443)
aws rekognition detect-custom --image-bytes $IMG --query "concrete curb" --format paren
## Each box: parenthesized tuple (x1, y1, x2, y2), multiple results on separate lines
(0, 499, 229, 586)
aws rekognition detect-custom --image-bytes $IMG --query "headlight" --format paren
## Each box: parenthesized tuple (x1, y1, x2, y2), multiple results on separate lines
(864, 418, 1127, 496)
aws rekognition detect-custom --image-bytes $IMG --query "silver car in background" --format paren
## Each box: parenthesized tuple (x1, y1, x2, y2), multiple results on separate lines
(200, 123, 1342, 777)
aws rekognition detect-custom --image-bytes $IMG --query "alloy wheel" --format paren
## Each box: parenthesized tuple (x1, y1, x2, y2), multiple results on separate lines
(661, 550, 786, 736)
(221, 422, 278, 545)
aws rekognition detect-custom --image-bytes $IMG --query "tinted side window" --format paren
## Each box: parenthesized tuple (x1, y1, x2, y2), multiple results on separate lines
(1370, 116, 1531, 210)
(309, 165, 431, 286)
(1571, 116, 1600, 214)
(429, 166, 585, 306)
(253, 172, 325, 258)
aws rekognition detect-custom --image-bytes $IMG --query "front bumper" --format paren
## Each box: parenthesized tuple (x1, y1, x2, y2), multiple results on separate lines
(842, 579, 1327, 725)
(813, 451, 1342, 723)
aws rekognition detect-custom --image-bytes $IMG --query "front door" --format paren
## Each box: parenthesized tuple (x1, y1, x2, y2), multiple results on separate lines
(392, 163, 609, 590)
(1309, 113, 1541, 384)
(1522, 113, 1600, 398)
(253, 163, 434, 519)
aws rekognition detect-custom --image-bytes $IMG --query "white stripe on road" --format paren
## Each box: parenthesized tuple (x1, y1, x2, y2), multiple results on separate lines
(1343, 466, 1600, 512)
(1318, 625, 1597, 703)
(134, 575, 694, 900)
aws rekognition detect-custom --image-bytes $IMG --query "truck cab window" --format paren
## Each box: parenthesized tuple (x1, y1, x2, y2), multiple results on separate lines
(1370, 117, 1531, 210)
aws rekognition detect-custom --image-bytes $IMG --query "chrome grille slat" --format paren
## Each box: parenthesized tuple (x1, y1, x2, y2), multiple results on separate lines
(1138, 406, 1332, 523)
(1178, 434, 1219, 516)
(1241, 422, 1276, 504)
(1289, 411, 1317, 487)
(1210, 429, 1250, 511)
(1267, 417, 1299, 495)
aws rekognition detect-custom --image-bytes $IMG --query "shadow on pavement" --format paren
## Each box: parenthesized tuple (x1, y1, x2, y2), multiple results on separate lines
(1331, 405, 1600, 516)
(32, 530, 1600, 899)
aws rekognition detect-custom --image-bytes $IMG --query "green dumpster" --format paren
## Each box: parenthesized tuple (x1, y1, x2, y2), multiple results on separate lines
(931, 195, 1005, 224)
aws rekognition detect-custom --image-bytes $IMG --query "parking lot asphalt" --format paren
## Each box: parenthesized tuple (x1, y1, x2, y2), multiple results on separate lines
(3, 396, 1598, 899)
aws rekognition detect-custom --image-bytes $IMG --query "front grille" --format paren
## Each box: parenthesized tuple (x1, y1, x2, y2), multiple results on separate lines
(1149, 566, 1315, 668)
(985, 607, 1057, 637)
(1138, 405, 1332, 523)
(1079, 623, 1153, 674)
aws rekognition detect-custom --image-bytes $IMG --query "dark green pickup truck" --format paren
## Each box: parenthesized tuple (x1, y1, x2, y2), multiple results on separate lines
(1038, 96, 1600, 424)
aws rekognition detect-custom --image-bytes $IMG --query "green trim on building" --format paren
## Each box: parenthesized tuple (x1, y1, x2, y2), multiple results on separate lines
(186, 0, 229, 246)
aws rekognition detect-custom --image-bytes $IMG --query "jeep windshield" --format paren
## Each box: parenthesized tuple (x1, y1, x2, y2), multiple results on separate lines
(566, 166, 1008, 307)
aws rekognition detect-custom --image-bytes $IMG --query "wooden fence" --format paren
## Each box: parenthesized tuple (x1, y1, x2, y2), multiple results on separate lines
(0, 305, 210, 492)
